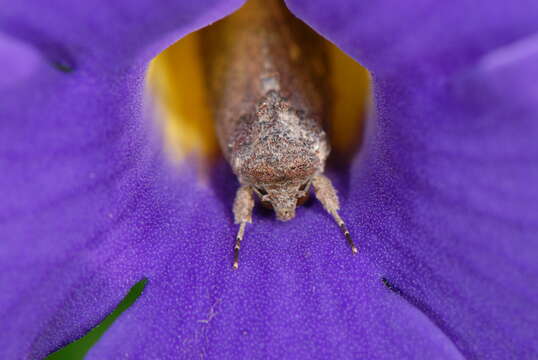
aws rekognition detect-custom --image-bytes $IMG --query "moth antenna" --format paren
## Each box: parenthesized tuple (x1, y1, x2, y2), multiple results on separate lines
(312, 174, 358, 254)
(331, 210, 358, 254)
(232, 186, 254, 269)
(233, 221, 247, 269)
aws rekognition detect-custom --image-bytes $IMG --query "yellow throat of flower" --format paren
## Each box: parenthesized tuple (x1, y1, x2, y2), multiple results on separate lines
(146, 0, 371, 169)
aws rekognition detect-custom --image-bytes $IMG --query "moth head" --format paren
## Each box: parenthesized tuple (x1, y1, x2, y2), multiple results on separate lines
(251, 178, 312, 221)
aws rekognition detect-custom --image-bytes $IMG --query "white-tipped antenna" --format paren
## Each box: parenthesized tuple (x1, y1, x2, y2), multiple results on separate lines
(312, 174, 358, 254)
(232, 186, 254, 269)
(331, 210, 358, 254)
(233, 221, 247, 269)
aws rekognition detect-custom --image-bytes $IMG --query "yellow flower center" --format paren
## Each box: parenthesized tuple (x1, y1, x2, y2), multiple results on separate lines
(146, 0, 371, 171)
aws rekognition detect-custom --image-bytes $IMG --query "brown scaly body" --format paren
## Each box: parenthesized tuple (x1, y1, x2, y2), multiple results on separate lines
(202, 0, 357, 268)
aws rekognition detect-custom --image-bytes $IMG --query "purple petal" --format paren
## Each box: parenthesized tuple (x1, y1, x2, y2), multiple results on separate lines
(286, 0, 538, 76)
(1, 1, 538, 359)
(288, 0, 538, 357)
(0, 1, 243, 358)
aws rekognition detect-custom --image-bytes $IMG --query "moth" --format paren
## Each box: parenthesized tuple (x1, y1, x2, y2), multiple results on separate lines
(202, 0, 357, 268)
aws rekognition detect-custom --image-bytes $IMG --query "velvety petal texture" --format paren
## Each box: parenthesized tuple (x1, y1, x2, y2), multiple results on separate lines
(1, 1, 537, 360)
(0, 0, 245, 358)
(287, 0, 538, 358)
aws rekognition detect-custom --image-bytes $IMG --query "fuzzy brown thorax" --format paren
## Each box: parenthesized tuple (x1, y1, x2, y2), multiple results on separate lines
(229, 91, 328, 220)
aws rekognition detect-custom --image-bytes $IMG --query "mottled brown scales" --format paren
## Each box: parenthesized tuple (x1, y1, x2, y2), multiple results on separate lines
(201, 0, 357, 268)
(232, 91, 325, 187)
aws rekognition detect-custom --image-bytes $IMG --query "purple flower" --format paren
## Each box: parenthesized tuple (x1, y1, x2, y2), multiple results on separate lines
(2, 0, 538, 358)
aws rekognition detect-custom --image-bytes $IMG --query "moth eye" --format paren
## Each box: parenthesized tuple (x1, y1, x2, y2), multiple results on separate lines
(255, 186, 268, 195)
(298, 182, 309, 191)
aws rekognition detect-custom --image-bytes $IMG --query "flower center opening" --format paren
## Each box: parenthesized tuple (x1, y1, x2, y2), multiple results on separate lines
(146, 0, 371, 172)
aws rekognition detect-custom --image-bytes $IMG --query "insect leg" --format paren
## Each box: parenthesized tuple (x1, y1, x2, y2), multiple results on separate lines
(312, 174, 358, 254)
(232, 185, 255, 269)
